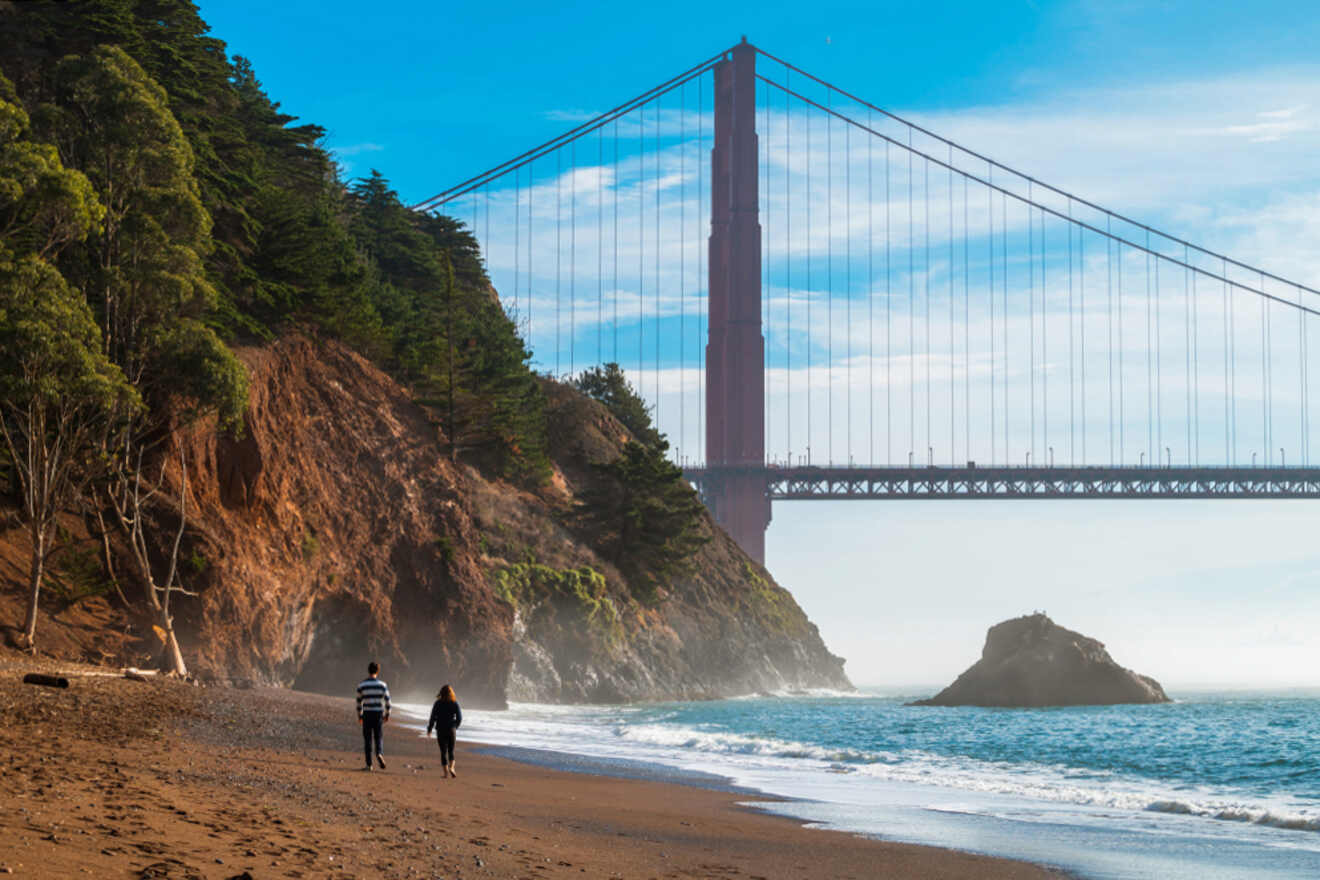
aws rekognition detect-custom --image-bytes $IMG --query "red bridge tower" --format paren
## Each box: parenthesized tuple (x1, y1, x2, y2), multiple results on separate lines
(705, 39, 770, 563)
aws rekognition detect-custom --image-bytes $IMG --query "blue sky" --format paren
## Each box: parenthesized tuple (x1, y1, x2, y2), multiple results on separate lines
(199, 1, 1320, 687)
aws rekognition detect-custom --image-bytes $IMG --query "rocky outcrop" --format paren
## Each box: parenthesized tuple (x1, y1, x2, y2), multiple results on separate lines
(912, 614, 1168, 707)
(56, 334, 849, 706)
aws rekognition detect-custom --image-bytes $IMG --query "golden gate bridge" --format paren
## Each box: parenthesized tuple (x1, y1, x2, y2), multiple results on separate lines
(415, 38, 1320, 562)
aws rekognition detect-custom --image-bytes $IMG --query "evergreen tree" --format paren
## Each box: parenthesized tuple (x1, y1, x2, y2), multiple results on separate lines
(571, 363, 662, 449)
(578, 438, 709, 600)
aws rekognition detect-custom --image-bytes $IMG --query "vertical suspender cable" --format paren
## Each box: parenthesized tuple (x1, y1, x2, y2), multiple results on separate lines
(924, 158, 931, 462)
(846, 119, 853, 464)
(1193, 268, 1200, 464)
(1302, 283, 1309, 465)
(638, 109, 644, 389)
(1264, 271, 1272, 464)
(598, 127, 604, 368)
(698, 79, 705, 463)
(1156, 256, 1163, 461)
(570, 140, 577, 377)
(1145, 234, 1152, 463)
(1188, 246, 1198, 464)
(806, 106, 813, 463)
(655, 99, 661, 422)
(528, 159, 535, 354)
(1108, 219, 1114, 464)
(1041, 208, 1048, 462)
(514, 167, 520, 329)
(1228, 258, 1235, 464)
(680, 83, 686, 459)
(1067, 203, 1074, 464)
(1156, 248, 1163, 462)
(1119, 235, 1125, 462)
(785, 72, 792, 460)
(964, 176, 970, 462)
(1301, 284, 1309, 465)
(949, 145, 955, 465)
(1029, 184, 1035, 461)
(989, 166, 996, 464)
(763, 81, 770, 461)
(556, 150, 562, 377)
(886, 139, 892, 465)
(1002, 188, 1009, 463)
(827, 98, 833, 464)
(614, 119, 619, 365)
(698, 81, 705, 462)
(868, 109, 874, 465)
(1079, 221, 1085, 464)
(909, 133, 915, 464)
(1223, 261, 1231, 463)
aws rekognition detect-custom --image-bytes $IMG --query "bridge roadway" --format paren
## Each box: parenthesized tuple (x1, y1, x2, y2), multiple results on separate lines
(683, 464, 1320, 500)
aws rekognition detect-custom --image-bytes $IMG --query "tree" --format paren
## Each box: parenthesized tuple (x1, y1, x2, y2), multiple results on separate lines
(0, 252, 139, 650)
(42, 45, 248, 675)
(0, 73, 102, 259)
(0, 74, 125, 651)
(571, 363, 663, 449)
(577, 438, 709, 600)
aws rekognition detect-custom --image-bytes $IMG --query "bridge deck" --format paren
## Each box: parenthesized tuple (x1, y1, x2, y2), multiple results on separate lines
(683, 465, 1320, 500)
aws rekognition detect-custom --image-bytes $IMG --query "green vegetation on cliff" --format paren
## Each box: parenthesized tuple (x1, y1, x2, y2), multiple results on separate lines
(0, 0, 705, 657)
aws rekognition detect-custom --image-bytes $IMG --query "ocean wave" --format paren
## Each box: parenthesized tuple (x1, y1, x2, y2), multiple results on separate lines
(1148, 801, 1320, 832)
(459, 698, 1320, 841)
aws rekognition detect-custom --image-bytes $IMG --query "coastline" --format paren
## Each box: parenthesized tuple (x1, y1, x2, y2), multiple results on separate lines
(0, 655, 1065, 879)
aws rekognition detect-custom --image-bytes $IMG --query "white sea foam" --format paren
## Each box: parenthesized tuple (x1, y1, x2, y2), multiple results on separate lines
(439, 698, 1320, 850)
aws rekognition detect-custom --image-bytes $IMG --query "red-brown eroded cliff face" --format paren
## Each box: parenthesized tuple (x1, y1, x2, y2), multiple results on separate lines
(4, 334, 849, 705)
(169, 336, 513, 704)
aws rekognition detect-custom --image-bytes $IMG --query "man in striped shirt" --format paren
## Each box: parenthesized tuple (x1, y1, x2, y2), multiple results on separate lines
(356, 661, 391, 770)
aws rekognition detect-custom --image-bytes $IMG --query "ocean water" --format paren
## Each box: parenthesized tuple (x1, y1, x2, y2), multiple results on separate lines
(397, 690, 1320, 879)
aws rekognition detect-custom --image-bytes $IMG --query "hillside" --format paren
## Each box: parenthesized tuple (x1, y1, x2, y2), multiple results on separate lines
(1, 334, 848, 705)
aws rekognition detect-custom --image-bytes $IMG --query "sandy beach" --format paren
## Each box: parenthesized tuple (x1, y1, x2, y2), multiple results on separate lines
(0, 655, 1064, 879)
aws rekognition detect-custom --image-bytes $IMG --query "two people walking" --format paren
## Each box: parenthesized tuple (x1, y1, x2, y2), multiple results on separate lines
(353, 661, 463, 777)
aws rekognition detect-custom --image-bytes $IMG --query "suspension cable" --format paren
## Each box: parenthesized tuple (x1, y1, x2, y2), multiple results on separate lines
(753, 73, 1320, 317)
(751, 46, 1320, 301)
(415, 51, 728, 210)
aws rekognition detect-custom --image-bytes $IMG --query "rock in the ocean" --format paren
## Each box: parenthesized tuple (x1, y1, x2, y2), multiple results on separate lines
(912, 613, 1169, 707)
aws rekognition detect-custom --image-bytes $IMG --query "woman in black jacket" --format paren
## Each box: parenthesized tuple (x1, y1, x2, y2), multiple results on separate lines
(426, 684, 462, 777)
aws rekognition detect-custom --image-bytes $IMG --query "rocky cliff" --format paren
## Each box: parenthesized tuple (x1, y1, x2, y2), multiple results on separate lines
(913, 613, 1168, 707)
(3, 335, 849, 706)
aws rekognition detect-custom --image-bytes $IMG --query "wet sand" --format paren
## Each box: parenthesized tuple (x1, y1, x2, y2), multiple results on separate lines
(0, 656, 1065, 879)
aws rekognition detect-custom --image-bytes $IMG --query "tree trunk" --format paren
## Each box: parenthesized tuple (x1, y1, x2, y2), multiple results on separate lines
(22, 521, 45, 651)
(160, 606, 188, 678)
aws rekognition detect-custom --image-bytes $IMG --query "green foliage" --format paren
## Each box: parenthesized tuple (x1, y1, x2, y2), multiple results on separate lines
(48, 543, 115, 608)
(434, 534, 455, 564)
(0, 72, 103, 259)
(42, 46, 245, 412)
(186, 549, 208, 574)
(300, 529, 319, 562)
(346, 172, 549, 483)
(491, 563, 620, 637)
(0, 251, 140, 427)
(577, 439, 710, 601)
(571, 363, 662, 449)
